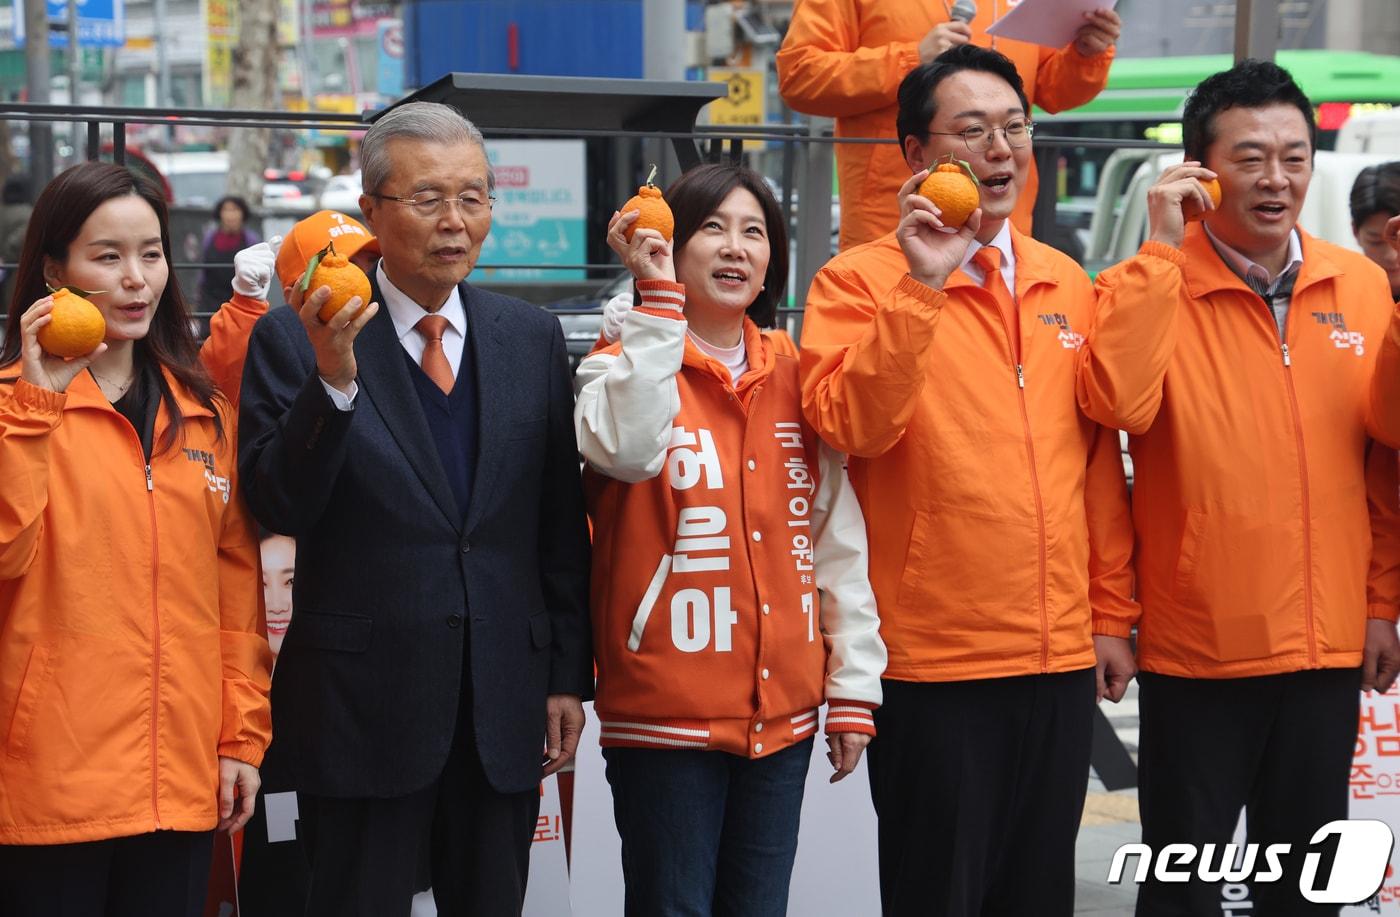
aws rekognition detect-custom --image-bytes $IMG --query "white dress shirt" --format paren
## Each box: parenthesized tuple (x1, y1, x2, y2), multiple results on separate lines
(957, 220, 1017, 294)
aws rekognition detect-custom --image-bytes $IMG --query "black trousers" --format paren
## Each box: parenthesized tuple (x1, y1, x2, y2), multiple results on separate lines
(1136, 668, 1361, 917)
(299, 692, 541, 917)
(0, 829, 214, 917)
(867, 668, 1096, 917)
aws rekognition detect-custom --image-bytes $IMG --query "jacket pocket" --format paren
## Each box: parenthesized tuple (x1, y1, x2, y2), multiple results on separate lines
(529, 612, 553, 650)
(1170, 510, 1207, 601)
(287, 611, 373, 653)
(6, 645, 53, 758)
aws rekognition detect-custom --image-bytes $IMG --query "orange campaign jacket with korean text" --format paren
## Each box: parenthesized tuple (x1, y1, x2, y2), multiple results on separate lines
(1078, 228, 1400, 677)
(0, 370, 271, 845)
(575, 281, 887, 757)
(800, 230, 1138, 682)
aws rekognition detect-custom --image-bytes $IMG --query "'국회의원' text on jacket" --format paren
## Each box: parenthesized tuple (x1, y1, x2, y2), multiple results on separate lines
(575, 280, 886, 757)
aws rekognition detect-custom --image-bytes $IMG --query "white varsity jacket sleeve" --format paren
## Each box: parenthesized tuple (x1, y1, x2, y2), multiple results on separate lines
(812, 441, 887, 736)
(573, 279, 687, 483)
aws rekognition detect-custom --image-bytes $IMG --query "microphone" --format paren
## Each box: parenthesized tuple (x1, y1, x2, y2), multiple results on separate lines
(949, 0, 977, 23)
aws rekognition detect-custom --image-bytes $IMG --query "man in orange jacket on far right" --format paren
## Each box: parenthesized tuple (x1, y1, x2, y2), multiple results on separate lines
(1079, 59, 1400, 915)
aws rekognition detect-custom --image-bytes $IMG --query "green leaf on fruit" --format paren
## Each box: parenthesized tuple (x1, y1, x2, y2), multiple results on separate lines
(297, 243, 333, 295)
(45, 283, 109, 297)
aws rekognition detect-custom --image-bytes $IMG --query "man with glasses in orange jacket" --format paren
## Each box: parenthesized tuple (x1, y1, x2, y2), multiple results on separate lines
(777, 0, 1120, 250)
(1079, 59, 1400, 914)
(799, 45, 1138, 917)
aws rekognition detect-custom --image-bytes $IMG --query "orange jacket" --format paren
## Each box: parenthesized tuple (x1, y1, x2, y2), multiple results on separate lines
(1078, 229, 1400, 678)
(777, 0, 1113, 250)
(0, 371, 270, 845)
(201, 292, 268, 407)
(575, 281, 886, 757)
(800, 230, 1137, 681)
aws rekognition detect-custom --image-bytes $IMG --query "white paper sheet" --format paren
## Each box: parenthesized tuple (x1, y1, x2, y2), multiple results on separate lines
(985, 0, 1119, 50)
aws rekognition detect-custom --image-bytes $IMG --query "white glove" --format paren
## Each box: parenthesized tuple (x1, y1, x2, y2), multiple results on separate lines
(601, 290, 634, 344)
(230, 234, 282, 301)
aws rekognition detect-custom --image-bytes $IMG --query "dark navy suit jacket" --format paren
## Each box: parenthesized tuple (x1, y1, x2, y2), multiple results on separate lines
(237, 279, 592, 797)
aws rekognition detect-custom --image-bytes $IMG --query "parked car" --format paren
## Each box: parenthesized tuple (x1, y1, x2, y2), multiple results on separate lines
(318, 171, 364, 217)
(549, 272, 631, 372)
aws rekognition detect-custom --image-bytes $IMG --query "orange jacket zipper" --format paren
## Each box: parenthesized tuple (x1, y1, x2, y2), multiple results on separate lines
(991, 288, 1050, 671)
(1279, 340, 1318, 664)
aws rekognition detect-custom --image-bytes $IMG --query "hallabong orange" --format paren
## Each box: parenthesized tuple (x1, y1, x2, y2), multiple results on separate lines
(917, 160, 980, 229)
(37, 288, 106, 358)
(1184, 177, 1223, 223)
(621, 166, 674, 242)
(308, 245, 372, 323)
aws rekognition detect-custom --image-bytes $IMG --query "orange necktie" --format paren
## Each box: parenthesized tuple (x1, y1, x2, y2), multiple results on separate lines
(415, 314, 455, 395)
(971, 245, 1020, 362)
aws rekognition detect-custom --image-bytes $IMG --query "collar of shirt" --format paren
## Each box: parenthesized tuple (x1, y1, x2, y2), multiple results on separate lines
(376, 261, 467, 377)
(687, 329, 748, 384)
(958, 220, 1016, 293)
(1204, 224, 1304, 293)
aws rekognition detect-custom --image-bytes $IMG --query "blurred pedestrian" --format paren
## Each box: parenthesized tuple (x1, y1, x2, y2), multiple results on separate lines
(198, 195, 259, 309)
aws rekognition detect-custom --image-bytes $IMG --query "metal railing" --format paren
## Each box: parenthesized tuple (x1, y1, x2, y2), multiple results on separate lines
(0, 101, 1177, 337)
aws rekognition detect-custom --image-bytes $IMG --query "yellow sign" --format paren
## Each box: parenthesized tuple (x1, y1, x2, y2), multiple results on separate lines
(204, 0, 236, 107)
(707, 68, 765, 127)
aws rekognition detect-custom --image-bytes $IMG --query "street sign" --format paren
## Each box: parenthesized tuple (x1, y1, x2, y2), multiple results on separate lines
(12, 0, 126, 48)
(706, 68, 765, 127)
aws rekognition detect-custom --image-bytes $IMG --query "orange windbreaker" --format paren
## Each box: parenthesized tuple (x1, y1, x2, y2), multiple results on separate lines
(575, 281, 887, 757)
(201, 291, 268, 407)
(776, 0, 1113, 249)
(1078, 228, 1400, 678)
(800, 230, 1138, 681)
(0, 370, 270, 845)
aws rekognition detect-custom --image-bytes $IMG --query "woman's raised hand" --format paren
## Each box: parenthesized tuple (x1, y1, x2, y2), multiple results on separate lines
(608, 210, 676, 284)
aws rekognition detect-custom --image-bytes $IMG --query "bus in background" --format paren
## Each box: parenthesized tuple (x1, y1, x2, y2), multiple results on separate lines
(1033, 49, 1400, 261)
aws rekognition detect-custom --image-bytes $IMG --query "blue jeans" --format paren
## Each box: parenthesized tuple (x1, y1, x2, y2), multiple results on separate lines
(603, 738, 813, 917)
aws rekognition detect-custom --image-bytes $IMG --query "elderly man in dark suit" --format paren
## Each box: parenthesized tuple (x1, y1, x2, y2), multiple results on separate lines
(237, 101, 592, 917)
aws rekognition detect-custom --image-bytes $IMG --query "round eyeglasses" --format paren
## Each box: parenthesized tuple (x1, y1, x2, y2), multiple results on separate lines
(368, 191, 495, 218)
(925, 119, 1034, 153)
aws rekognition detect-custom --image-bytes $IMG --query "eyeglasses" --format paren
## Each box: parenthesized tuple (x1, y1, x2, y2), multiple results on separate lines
(368, 190, 495, 218)
(926, 119, 1034, 153)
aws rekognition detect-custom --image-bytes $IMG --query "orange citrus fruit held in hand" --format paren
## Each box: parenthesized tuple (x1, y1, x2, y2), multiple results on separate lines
(621, 168, 674, 242)
(312, 249, 372, 323)
(1185, 177, 1223, 223)
(37, 288, 106, 358)
(918, 162, 980, 229)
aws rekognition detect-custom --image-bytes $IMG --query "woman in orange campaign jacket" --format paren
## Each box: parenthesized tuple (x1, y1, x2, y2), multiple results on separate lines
(777, 0, 1119, 248)
(0, 163, 271, 917)
(574, 163, 886, 916)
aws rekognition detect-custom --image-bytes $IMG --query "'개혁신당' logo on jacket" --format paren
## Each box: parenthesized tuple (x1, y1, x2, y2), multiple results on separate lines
(1038, 313, 1085, 351)
(1312, 312, 1365, 357)
(184, 447, 230, 504)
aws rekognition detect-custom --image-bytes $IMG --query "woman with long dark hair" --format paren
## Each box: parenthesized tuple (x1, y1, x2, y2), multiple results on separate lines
(0, 162, 271, 917)
(574, 162, 886, 915)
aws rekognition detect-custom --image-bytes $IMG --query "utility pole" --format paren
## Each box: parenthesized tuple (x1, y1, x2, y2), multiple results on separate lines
(66, 0, 82, 156)
(24, 0, 55, 187)
(1234, 0, 1280, 63)
(642, 0, 685, 180)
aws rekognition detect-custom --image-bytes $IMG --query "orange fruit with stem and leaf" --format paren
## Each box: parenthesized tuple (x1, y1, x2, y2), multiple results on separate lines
(621, 165, 674, 242)
(300, 242, 372, 323)
(37, 287, 107, 358)
(1184, 177, 1223, 223)
(917, 156, 981, 229)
